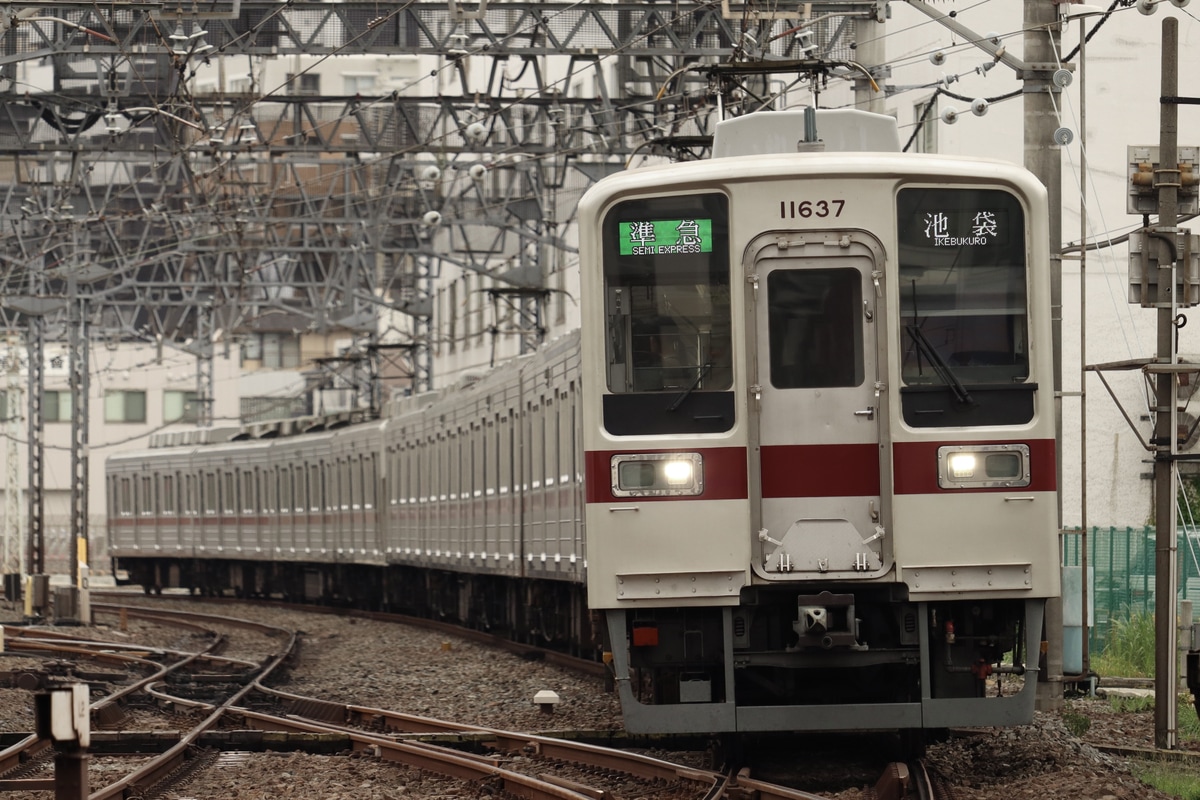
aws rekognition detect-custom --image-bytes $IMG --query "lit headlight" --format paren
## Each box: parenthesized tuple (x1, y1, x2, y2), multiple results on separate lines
(612, 452, 704, 497)
(938, 444, 1030, 489)
(948, 452, 977, 479)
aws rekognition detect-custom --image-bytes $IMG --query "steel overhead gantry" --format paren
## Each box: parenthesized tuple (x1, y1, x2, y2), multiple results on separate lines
(0, 1, 883, 582)
(0, 2, 872, 346)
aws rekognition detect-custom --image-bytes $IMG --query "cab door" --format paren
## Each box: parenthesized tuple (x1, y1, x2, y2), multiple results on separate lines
(746, 230, 892, 581)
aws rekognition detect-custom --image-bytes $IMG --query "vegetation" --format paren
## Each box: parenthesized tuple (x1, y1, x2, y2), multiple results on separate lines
(1130, 760, 1200, 799)
(1083, 609, 1200, 796)
(1062, 710, 1090, 736)
(1091, 610, 1156, 678)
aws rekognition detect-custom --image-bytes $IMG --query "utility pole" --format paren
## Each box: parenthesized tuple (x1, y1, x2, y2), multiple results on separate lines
(1153, 15, 1180, 752)
(1025, 0, 1065, 712)
(3, 336, 20, 583)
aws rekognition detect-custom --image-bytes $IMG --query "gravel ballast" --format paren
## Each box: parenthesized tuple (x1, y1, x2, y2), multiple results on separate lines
(0, 597, 1193, 798)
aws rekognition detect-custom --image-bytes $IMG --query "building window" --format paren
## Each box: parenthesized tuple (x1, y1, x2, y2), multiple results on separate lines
(343, 74, 378, 94)
(242, 333, 302, 369)
(164, 390, 199, 424)
(44, 390, 72, 422)
(286, 72, 320, 95)
(914, 96, 938, 154)
(105, 390, 147, 423)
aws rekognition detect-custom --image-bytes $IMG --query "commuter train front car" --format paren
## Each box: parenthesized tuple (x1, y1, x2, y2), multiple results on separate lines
(579, 109, 1059, 736)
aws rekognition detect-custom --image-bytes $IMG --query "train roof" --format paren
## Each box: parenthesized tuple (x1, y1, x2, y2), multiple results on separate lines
(712, 108, 901, 156)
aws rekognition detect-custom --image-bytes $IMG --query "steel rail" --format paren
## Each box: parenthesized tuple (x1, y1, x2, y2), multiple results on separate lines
(88, 629, 298, 799)
(239, 689, 839, 800)
(230, 707, 682, 800)
(0, 618, 231, 793)
(91, 591, 609, 678)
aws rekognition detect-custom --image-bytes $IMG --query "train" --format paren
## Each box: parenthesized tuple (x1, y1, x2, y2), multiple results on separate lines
(108, 107, 1059, 741)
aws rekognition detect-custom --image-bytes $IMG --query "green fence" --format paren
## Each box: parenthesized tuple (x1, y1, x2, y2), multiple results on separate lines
(1062, 526, 1200, 651)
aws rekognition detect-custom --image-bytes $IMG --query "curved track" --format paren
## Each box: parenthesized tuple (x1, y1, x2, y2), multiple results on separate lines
(1, 600, 838, 799)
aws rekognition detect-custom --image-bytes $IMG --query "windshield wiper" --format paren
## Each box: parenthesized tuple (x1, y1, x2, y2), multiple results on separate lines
(668, 362, 713, 411)
(905, 325, 973, 405)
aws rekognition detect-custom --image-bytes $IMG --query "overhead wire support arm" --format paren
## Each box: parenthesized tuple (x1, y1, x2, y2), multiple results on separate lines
(903, 0, 1030, 75)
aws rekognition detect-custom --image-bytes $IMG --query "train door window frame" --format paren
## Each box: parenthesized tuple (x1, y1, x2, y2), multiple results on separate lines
(223, 471, 236, 515)
(308, 463, 321, 513)
(364, 453, 376, 511)
(185, 474, 197, 515)
(278, 466, 289, 514)
(502, 411, 514, 499)
(162, 474, 176, 515)
(203, 473, 217, 515)
(119, 476, 132, 516)
(264, 467, 276, 514)
(339, 457, 348, 512)
(241, 469, 256, 514)
(140, 475, 154, 515)
(290, 464, 301, 514)
(320, 461, 331, 513)
(766, 268, 865, 389)
(544, 392, 556, 490)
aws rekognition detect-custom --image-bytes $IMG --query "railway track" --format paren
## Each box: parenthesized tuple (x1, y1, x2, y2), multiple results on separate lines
(4, 599, 922, 799)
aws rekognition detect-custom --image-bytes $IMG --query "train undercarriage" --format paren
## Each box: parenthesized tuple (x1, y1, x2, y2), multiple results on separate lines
(114, 556, 599, 657)
(605, 588, 1044, 733)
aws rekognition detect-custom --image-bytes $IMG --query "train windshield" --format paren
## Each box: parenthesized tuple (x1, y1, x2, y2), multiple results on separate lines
(897, 187, 1029, 388)
(602, 193, 733, 397)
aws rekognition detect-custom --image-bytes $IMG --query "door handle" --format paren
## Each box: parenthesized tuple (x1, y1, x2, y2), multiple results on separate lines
(854, 407, 875, 419)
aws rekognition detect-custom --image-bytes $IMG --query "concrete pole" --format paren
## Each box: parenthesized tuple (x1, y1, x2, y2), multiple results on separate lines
(853, 12, 887, 114)
(1154, 15, 1179, 752)
(1025, 0, 1064, 712)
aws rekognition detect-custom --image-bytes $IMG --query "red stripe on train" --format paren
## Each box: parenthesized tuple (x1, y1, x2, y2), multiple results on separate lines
(760, 443, 881, 498)
(585, 438, 1057, 502)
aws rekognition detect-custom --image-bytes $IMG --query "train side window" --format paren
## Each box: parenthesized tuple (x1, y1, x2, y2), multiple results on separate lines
(141, 476, 153, 515)
(224, 472, 236, 514)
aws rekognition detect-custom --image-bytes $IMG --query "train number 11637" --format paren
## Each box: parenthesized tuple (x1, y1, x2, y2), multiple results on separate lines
(779, 199, 845, 219)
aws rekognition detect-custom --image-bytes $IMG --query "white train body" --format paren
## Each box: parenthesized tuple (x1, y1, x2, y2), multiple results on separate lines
(107, 109, 1058, 739)
(579, 110, 1057, 733)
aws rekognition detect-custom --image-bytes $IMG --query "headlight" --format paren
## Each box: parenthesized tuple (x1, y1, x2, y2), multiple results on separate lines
(938, 444, 1030, 489)
(611, 452, 704, 497)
